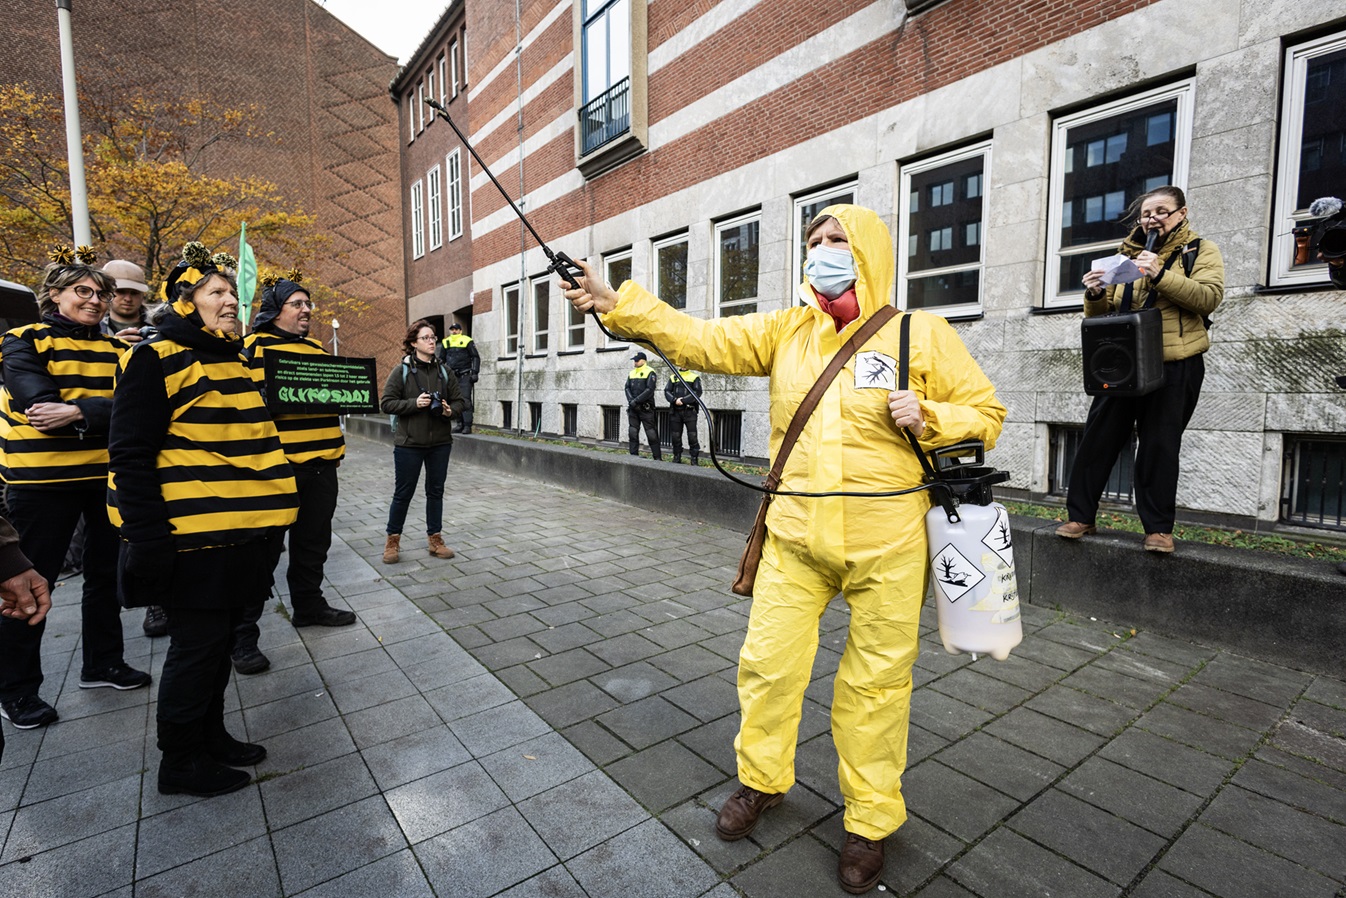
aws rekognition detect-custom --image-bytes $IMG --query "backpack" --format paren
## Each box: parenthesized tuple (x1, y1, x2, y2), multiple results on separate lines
(388, 360, 450, 433)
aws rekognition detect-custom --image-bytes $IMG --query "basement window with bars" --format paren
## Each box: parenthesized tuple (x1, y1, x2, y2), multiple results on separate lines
(601, 405, 622, 441)
(501, 401, 513, 430)
(711, 410, 742, 457)
(1048, 424, 1136, 504)
(1281, 435, 1346, 531)
(562, 403, 578, 437)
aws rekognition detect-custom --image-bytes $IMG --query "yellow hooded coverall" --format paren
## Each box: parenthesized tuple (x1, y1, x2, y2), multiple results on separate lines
(601, 205, 1006, 839)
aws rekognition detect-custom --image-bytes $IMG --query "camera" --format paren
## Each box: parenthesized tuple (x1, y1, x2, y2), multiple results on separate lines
(1293, 196, 1346, 266)
(428, 391, 443, 414)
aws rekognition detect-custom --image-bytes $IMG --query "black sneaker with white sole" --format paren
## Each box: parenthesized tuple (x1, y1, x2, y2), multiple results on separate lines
(1, 695, 59, 729)
(79, 664, 152, 690)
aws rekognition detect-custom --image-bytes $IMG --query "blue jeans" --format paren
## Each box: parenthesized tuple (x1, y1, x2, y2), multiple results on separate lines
(386, 443, 453, 536)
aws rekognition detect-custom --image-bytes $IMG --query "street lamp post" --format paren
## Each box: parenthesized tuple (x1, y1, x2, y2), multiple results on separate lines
(55, 0, 91, 247)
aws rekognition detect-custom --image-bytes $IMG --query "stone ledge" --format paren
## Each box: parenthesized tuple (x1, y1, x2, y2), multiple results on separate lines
(344, 417, 1346, 678)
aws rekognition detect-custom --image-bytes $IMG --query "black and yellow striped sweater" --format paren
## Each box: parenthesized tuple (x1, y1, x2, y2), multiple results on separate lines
(244, 330, 345, 465)
(0, 316, 127, 486)
(107, 312, 298, 549)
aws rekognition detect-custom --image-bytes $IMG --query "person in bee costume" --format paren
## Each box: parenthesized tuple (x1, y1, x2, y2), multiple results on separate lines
(0, 246, 151, 733)
(108, 242, 298, 797)
(563, 205, 1005, 894)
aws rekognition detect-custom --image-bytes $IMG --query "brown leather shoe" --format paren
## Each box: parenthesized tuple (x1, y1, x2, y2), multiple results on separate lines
(1055, 521, 1097, 539)
(382, 534, 400, 564)
(1143, 532, 1175, 553)
(427, 533, 455, 559)
(714, 785, 783, 841)
(838, 832, 885, 894)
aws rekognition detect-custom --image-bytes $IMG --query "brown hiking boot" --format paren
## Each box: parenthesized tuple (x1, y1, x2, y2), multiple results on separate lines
(1055, 521, 1096, 539)
(427, 533, 455, 559)
(715, 784, 783, 841)
(382, 534, 401, 564)
(838, 832, 885, 894)
(1143, 532, 1175, 553)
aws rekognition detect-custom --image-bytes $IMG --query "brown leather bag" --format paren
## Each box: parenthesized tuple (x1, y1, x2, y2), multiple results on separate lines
(731, 307, 899, 596)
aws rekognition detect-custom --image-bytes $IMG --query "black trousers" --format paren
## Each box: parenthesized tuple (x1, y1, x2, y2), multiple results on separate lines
(454, 372, 475, 430)
(627, 405, 661, 459)
(159, 604, 242, 730)
(236, 462, 338, 649)
(0, 484, 124, 701)
(668, 406, 700, 460)
(1066, 354, 1205, 534)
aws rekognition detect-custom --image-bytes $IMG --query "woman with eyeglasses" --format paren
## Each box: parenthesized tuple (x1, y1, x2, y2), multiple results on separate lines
(1057, 185, 1226, 554)
(378, 319, 464, 564)
(0, 248, 151, 732)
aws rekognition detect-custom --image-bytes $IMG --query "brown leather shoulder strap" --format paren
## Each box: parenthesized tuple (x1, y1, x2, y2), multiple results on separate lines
(765, 306, 899, 489)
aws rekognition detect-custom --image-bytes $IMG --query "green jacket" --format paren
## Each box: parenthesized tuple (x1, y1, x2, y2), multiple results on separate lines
(380, 355, 466, 448)
(1084, 219, 1225, 361)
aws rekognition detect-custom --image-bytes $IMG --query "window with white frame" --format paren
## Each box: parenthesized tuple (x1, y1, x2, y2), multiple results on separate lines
(715, 211, 760, 316)
(580, 0, 632, 155)
(1272, 32, 1346, 287)
(426, 69, 435, 118)
(410, 180, 425, 259)
(503, 283, 521, 355)
(427, 165, 442, 251)
(602, 250, 632, 345)
(417, 82, 425, 132)
(899, 142, 989, 316)
(446, 149, 463, 240)
(793, 181, 857, 290)
(460, 30, 467, 88)
(652, 234, 688, 310)
(438, 54, 446, 105)
(566, 299, 585, 349)
(406, 96, 414, 144)
(450, 38, 460, 97)
(532, 278, 550, 353)
(1046, 80, 1194, 306)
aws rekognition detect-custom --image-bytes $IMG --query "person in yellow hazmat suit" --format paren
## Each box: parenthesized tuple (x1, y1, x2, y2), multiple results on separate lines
(562, 204, 1006, 894)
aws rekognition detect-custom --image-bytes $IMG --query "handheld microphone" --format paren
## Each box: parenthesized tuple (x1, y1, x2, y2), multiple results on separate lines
(1143, 228, 1159, 254)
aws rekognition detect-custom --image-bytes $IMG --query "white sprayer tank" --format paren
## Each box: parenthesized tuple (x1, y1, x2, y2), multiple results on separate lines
(925, 499, 1023, 660)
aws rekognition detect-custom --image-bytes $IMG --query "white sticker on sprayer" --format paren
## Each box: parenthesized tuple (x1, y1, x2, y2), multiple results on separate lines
(981, 505, 1014, 567)
(854, 351, 897, 391)
(930, 543, 985, 603)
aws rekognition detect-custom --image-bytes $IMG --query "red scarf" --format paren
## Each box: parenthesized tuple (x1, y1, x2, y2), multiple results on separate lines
(814, 286, 860, 332)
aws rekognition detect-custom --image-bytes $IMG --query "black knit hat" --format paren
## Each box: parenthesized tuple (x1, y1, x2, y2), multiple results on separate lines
(253, 267, 307, 331)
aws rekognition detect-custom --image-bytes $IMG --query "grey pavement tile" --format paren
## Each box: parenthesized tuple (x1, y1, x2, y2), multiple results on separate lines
(397, 648, 487, 691)
(533, 583, 597, 606)
(300, 627, 387, 662)
(975, 652, 1067, 693)
(0, 823, 136, 898)
(1060, 663, 1174, 711)
(598, 695, 700, 749)
(983, 707, 1107, 767)
(1302, 675, 1346, 708)
(794, 732, 843, 805)
(2, 773, 141, 862)
(433, 605, 495, 630)
(1099, 729, 1236, 796)
(525, 679, 620, 729)
(444, 623, 492, 646)
(18, 734, 145, 805)
(1135, 701, 1267, 760)
(518, 768, 650, 860)
(253, 716, 357, 775)
(1009, 788, 1166, 885)
(567, 817, 718, 898)
(587, 631, 665, 667)
(742, 783, 834, 851)
(905, 760, 1020, 841)
(592, 660, 679, 703)
(0, 767, 27, 814)
(530, 621, 604, 654)
(1290, 697, 1346, 746)
(1035, 620, 1118, 654)
(242, 689, 340, 742)
(1024, 683, 1136, 736)
(910, 876, 979, 898)
(259, 752, 377, 831)
(136, 785, 267, 878)
(908, 689, 994, 742)
(294, 847, 432, 898)
(479, 612, 548, 641)
(881, 815, 967, 896)
(1059, 756, 1205, 838)
(449, 699, 553, 755)
(135, 835, 280, 898)
(344, 694, 444, 750)
(676, 713, 740, 777)
(607, 739, 725, 814)
(1127, 869, 1217, 898)
(364, 612, 444, 645)
(927, 667, 1033, 715)
(480, 863, 587, 898)
(1008, 633, 1101, 671)
(33, 705, 149, 761)
(527, 647, 611, 685)
(486, 575, 547, 598)
(663, 674, 741, 723)
(676, 606, 749, 637)
(1199, 784, 1346, 879)
(561, 720, 634, 766)
(384, 760, 509, 844)
(948, 826, 1118, 898)
(414, 806, 557, 898)
(532, 603, 599, 627)
(361, 724, 471, 792)
(1230, 756, 1346, 824)
(326, 668, 419, 714)
(424, 672, 515, 722)
(1190, 652, 1311, 708)
(1157, 823, 1338, 898)
(701, 632, 746, 662)
(933, 731, 1066, 801)
(479, 730, 595, 802)
(661, 799, 764, 874)
(907, 721, 952, 767)
(272, 795, 409, 895)
(350, 598, 426, 627)
(730, 827, 862, 898)
(495, 662, 553, 696)
(1092, 646, 1196, 685)
(586, 609, 657, 638)
(0, 727, 41, 773)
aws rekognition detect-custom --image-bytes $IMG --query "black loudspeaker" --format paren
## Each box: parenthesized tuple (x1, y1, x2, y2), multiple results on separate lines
(1081, 310, 1165, 397)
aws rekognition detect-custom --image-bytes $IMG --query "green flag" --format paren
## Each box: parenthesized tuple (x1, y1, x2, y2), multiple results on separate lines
(237, 222, 258, 330)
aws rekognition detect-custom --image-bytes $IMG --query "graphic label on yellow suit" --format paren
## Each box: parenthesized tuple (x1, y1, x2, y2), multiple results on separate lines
(932, 544, 985, 601)
(854, 351, 897, 390)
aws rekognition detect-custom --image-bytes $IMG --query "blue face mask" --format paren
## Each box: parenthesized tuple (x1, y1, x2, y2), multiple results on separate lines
(804, 244, 856, 299)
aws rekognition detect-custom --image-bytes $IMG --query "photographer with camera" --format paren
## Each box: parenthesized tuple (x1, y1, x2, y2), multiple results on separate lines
(379, 319, 465, 564)
(1296, 196, 1346, 289)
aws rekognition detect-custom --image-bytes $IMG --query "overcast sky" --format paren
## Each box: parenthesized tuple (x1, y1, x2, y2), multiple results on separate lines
(318, 0, 450, 64)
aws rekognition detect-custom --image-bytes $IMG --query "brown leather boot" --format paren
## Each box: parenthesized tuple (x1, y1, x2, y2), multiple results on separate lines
(838, 832, 885, 894)
(715, 784, 783, 841)
(427, 533, 455, 559)
(382, 534, 400, 564)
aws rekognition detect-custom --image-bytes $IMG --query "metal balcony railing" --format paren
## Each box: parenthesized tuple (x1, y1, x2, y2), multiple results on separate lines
(579, 77, 631, 155)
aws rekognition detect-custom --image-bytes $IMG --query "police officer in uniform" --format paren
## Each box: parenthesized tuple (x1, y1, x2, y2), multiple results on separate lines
(625, 352, 661, 460)
(438, 321, 479, 433)
(664, 366, 703, 464)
